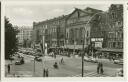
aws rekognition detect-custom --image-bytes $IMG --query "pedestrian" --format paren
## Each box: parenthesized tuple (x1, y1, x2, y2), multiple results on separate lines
(100, 62, 104, 74)
(97, 62, 100, 74)
(46, 69, 49, 77)
(53, 62, 58, 69)
(54, 54, 56, 59)
(43, 68, 46, 77)
(7, 64, 10, 74)
(61, 57, 64, 64)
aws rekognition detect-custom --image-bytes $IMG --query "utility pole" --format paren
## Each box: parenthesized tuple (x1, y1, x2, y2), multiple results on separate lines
(82, 29, 85, 77)
(73, 29, 76, 57)
(33, 57, 35, 76)
(81, 12, 101, 77)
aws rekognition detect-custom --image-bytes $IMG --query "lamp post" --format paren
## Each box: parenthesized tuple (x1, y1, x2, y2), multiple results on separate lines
(81, 12, 102, 77)
(74, 41, 76, 57)
(33, 57, 36, 76)
(41, 25, 47, 56)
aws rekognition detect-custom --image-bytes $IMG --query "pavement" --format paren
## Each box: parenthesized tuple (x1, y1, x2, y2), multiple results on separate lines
(5, 54, 123, 77)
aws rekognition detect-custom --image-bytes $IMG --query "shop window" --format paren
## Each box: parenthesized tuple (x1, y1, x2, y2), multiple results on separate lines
(113, 42, 116, 48)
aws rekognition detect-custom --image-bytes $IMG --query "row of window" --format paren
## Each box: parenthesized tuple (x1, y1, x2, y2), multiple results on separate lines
(67, 16, 90, 25)
(108, 41, 123, 49)
(108, 31, 123, 39)
(66, 28, 89, 39)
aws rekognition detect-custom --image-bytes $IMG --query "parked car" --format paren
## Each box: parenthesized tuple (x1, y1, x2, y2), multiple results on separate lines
(116, 68, 123, 77)
(37, 52, 42, 57)
(113, 59, 123, 65)
(84, 56, 98, 63)
(18, 55, 23, 58)
(84, 56, 92, 62)
(15, 61, 22, 65)
(35, 56, 42, 62)
(15, 57, 25, 65)
(91, 58, 98, 63)
(9, 57, 15, 60)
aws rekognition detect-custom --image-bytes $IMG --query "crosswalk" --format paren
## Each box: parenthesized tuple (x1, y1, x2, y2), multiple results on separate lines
(71, 72, 115, 77)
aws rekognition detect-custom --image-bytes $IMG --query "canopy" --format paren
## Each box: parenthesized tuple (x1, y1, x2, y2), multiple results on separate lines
(97, 48, 123, 53)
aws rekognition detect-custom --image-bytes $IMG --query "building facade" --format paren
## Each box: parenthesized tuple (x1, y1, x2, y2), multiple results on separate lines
(32, 5, 123, 51)
(91, 4, 123, 49)
(65, 7, 102, 49)
(17, 26, 32, 47)
(107, 4, 123, 49)
(87, 4, 123, 50)
(33, 15, 67, 49)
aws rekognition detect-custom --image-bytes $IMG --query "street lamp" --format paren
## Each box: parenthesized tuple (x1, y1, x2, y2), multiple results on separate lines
(41, 25, 47, 56)
(74, 41, 76, 57)
(82, 12, 102, 77)
(33, 57, 36, 76)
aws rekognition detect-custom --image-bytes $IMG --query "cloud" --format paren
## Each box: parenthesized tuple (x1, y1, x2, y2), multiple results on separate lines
(47, 8, 64, 16)
(5, 4, 110, 27)
(52, 9, 64, 13)
(13, 7, 33, 16)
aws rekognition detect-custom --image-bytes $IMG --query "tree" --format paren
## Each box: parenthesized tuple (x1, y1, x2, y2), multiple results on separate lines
(5, 17, 19, 59)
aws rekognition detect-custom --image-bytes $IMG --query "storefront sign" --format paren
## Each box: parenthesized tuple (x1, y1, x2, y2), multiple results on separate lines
(91, 38, 103, 48)
(95, 42, 102, 48)
(91, 38, 103, 42)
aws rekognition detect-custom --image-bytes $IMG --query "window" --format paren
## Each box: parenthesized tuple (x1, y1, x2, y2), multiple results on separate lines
(54, 28, 56, 32)
(113, 42, 116, 48)
(87, 31, 88, 37)
(111, 12, 115, 19)
(81, 40, 83, 43)
(67, 32, 68, 38)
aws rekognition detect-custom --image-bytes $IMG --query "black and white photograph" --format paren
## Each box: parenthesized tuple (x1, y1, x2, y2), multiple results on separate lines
(0, 2, 1, 80)
(4, 1, 124, 78)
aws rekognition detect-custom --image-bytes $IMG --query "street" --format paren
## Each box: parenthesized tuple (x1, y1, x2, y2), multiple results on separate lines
(5, 53, 122, 77)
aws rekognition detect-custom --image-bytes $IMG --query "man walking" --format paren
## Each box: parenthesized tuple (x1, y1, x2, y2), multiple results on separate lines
(97, 62, 100, 74)
(46, 69, 49, 77)
(61, 57, 64, 64)
(43, 68, 46, 77)
(100, 62, 104, 74)
(7, 64, 10, 74)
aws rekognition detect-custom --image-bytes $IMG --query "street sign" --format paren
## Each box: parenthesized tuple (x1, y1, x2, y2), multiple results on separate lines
(91, 38, 103, 42)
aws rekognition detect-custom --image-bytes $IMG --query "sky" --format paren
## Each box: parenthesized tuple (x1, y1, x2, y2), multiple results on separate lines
(5, 2, 111, 27)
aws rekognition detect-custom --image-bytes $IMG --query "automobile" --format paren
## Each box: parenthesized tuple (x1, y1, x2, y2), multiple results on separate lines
(84, 56, 92, 62)
(15, 61, 22, 65)
(27, 52, 32, 55)
(15, 57, 25, 65)
(91, 58, 98, 63)
(23, 52, 27, 54)
(18, 51, 23, 53)
(113, 59, 123, 65)
(9, 56, 15, 60)
(37, 53, 42, 57)
(35, 56, 42, 62)
(116, 68, 123, 77)
(18, 55, 23, 58)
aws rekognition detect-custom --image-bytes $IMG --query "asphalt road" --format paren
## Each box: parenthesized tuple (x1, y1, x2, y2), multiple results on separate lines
(5, 54, 123, 77)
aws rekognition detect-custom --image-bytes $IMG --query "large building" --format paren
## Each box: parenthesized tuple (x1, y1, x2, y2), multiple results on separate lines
(32, 5, 123, 53)
(90, 4, 123, 49)
(65, 7, 102, 49)
(17, 26, 32, 47)
(107, 4, 123, 49)
(33, 15, 67, 48)
(33, 7, 103, 49)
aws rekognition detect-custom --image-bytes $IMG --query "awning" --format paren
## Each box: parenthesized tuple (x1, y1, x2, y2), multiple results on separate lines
(97, 48, 123, 53)
(63, 45, 88, 49)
